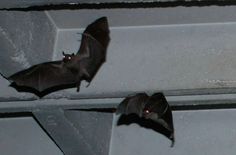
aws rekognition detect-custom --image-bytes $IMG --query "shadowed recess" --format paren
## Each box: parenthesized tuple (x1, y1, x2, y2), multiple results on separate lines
(0, 112, 32, 118)
(2, 1, 236, 11)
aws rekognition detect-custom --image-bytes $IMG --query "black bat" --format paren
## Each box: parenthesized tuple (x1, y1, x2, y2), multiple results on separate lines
(116, 92, 175, 146)
(7, 17, 110, 97)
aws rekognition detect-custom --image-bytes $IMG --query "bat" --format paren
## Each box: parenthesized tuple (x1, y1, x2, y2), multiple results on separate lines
(116, 92, 175, 146)
(7, 17, 110, 97)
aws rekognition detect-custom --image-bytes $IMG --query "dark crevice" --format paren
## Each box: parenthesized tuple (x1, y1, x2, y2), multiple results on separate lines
(172, 103, 236, 111)
(1, 1, 236, 11)
(70, 108, 116, 113)
(0, 112, 32, 118)
(71, 103, 236, 112)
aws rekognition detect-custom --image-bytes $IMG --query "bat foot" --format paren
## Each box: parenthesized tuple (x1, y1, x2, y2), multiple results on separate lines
(86, 82, 91, 87)
(169, 133, 175, 147)
(170, 139, 175, 147)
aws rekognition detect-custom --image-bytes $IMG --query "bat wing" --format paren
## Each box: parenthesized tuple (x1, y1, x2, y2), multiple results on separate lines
(145, 93, 174, 131)
(7, 17, 110, 96)
(116, 93, 175, 146)
(77, 17, 110, 83)
(78, 17, 110, 58)
(8, 61, 76, 94)
(116, 93, 149, 117)
(144, 93, 175, 145)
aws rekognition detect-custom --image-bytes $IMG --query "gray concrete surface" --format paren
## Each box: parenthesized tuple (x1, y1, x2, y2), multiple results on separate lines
(48, 6, 236, 29)
(33, 109, 113, 155)
(0, 11, 56, 77)
(2, 6, 236, 100)
(65, 110, 113, 155)
(111, 109, 236, 155)
(53, 21, 236, 98)
(0, 117, 63, 155)
(1, 4, 236, 155)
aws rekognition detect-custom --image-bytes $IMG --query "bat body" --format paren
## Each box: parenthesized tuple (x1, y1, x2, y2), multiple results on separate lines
(117, 92, 175, 146)
(8, 17, 110, 96)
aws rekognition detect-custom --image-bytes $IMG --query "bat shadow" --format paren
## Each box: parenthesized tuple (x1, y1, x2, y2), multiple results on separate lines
(117, 114, 174, 144)
(10, 82, 76, 98)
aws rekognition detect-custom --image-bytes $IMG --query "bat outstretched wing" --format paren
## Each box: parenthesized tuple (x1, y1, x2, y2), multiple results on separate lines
(7, 17, 110, 96)
(76, 17, 110, 83)
(77, 17, 110, 58)
(8, 61, 76, 94)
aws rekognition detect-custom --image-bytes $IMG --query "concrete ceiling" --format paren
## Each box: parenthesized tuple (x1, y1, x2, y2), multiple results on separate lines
(0, 0, 184, 9)
(1, 1, 236, 100)
(47, 6, 236, 29)
(0, 0, 234, 9)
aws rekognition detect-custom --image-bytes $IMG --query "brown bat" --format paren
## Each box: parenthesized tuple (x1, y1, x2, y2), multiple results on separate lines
(7, 17, 110, 97)
(117, 92, 175, 146)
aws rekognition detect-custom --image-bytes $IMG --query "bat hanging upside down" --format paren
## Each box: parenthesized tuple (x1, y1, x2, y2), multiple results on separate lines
(7, 17, 110, 97)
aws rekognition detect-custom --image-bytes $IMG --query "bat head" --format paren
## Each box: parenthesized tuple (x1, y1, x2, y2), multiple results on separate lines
(142, 106, 159, 120)
(144, 93, 175, 133)
(143, 93, 169, 116)
(62, 52, 75, 63)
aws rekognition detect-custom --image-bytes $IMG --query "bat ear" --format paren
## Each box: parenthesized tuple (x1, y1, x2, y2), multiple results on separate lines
(62, 51, 65, 56)
(72, 53, 75, 56)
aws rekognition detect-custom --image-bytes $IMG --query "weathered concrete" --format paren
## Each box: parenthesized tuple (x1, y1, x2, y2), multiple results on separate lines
(111, 109, 236, 155)
(0, 11, 56, 77)
(0, 117, 63, 155)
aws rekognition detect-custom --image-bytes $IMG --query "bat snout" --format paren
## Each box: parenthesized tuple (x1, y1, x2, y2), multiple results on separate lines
(143, 112, 158, 120)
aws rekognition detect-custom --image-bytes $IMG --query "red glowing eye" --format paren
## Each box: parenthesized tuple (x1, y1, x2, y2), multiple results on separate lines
(144, 110, 150, 114)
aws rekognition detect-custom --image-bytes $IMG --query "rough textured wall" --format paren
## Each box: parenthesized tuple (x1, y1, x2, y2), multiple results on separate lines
(0, 117, 63, 155)
(0, 11, 56, 77)
(65, 110, 113, 155)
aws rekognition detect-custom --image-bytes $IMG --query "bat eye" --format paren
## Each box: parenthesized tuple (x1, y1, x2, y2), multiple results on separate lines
(144, 109, 150, 114)
(68, 56, 71, 60)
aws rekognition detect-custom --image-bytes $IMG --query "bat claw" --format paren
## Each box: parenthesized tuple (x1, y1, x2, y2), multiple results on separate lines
(86, 82, 91, 87)
(169, 133, 175, 147)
